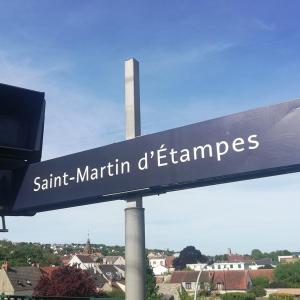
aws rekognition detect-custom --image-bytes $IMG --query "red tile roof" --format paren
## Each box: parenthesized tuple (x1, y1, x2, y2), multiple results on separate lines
(165, 256, 175, 268)
(249, 269, 274, 282)
(170, 270, 251, 291)
(41, 266, 60, 278)
(212, 270, 249, 290)
(170, 271, 199, 283)
(60, 255, 72, 266)
(228, 254, 252, 263)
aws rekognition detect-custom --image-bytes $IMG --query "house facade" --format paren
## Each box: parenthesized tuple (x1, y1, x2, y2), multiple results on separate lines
(68, 254, 98, 270)
(162, 269, 253, 298)
(98, 256, 125, 265)
(149, 257, 166, 268)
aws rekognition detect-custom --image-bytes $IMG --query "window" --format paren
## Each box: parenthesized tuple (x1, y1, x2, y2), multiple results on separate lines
(238, 264, 241, 268)
(223, 264, 227, 269)
(230, 264, 233, 268)
(17, 280, 25, 287)
(185, 282, 191, 289)
(212, 265, 215, 269)
(218, 265, 221, 269)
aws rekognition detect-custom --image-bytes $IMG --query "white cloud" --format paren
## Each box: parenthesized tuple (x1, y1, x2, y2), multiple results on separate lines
(253, 19, 276, 32)
(142, 42, 235, 73)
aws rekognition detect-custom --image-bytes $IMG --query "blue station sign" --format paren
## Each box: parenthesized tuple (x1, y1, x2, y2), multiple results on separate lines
(12, 99, 300, 213)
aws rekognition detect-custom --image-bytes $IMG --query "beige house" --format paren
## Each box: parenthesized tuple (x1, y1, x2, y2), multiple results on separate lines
(98, 256, 125, 265)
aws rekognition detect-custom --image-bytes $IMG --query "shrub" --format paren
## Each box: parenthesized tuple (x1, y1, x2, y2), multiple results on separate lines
(33, 266, 97, 297)
(220, 292, 255, 300)
(269, 281, 289, 288)
(250, 286, 266, 297)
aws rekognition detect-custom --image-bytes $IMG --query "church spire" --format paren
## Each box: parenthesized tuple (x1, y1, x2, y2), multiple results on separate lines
(83, 232, 92, 255)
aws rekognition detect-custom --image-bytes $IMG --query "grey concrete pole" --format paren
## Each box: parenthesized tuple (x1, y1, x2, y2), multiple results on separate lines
(124, 58, 146, 300)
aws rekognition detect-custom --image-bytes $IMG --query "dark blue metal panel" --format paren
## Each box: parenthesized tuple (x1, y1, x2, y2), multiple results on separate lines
(12, 98, 300, 213)
(0, 83, 45, 216)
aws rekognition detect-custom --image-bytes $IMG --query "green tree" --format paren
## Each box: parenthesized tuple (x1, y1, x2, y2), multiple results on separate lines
(251, 249, 264, 260)
(252, 276, 269, 288)
(0, 240, 60, 267)
(249, 276, 268, 297)
(250, 249, 292, 263)
(214, 254, 228, 262)
(174, 246, 208, 270)
(146, 257, 161, 300)
(178, 287, 192, 300)
(274, 261, 300, 288)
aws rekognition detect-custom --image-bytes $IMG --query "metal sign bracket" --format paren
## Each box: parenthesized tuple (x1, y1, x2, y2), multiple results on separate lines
(0, 216, 8, 232)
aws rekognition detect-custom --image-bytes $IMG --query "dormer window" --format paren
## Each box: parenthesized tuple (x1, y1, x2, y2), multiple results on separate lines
(26, 280, 32, 285)
(17, 280, 25, 287)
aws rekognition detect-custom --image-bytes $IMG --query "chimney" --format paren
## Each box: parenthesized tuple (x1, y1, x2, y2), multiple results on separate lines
(2, 261, 9, 271)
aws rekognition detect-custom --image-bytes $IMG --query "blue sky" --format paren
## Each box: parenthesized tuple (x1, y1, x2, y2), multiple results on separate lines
(1, 1, 300, 255)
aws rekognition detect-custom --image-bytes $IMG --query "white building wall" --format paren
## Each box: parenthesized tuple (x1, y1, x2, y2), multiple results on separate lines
(205, 262, 247, 271)
(186, 263, 207, 271)
(68, 255, 95, 270)
(153, 265, 168, 276)
(149, 258, 166, 268)
(278, 255, 294, 262)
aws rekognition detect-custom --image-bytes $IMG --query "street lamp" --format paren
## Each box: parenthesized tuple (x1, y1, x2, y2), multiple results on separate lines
(194, 261, 213, 300)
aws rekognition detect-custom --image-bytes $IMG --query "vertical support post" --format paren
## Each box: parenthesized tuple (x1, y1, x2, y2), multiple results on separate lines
(124, 58, 146, 300)
(0, 216, 8, 232)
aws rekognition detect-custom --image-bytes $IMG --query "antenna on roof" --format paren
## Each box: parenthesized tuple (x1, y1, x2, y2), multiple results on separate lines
(0, 216, 8, 232)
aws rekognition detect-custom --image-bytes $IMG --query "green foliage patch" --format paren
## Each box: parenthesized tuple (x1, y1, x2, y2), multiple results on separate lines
(0, 239, 60, 267)
(274, 261, 300, 288)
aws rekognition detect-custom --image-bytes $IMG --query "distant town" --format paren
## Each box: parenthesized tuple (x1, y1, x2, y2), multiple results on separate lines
(0, 238, 299, 299)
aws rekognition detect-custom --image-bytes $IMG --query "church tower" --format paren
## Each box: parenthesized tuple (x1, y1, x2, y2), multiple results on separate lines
(83, 234, 92, 255)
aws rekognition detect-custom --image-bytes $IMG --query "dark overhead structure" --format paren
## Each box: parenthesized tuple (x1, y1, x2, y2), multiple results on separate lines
(0, 83, 45, 221)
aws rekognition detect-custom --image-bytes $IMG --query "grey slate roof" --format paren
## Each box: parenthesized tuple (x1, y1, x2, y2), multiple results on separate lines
(6, 266, 41, 292)
(75, 254, 95, 263)
(98, 265, 123, 281)
(86, 269, 108, 288)
(114, 265, 125, 271)
(170, 271, 199, 283)
(98, 256, 123, 264)
(255, 258, 274, 266)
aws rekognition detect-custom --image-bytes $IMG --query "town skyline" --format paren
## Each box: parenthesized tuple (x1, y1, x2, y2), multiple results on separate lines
(1, 1, 300, 253)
